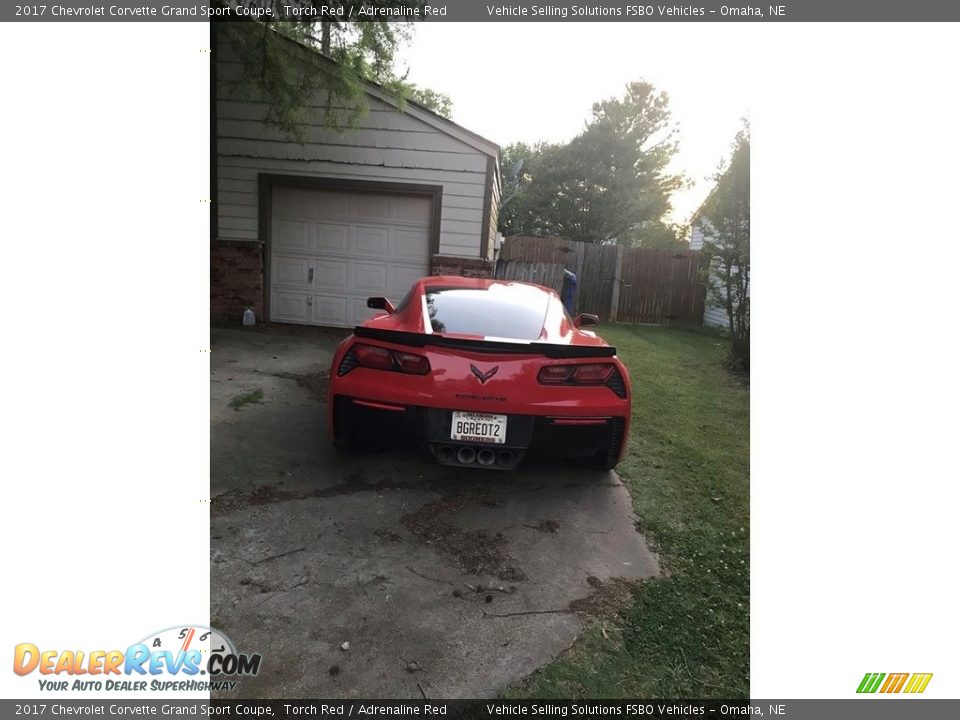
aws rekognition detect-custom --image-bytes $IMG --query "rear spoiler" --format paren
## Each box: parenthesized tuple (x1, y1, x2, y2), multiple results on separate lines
(354, 326, 616, 359)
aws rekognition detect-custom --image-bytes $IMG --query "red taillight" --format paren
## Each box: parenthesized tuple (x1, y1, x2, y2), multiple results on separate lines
(538, 365, 573, 384)
(349, 343, 431, 375)
(573, 364, 614, 383)
(538, 363, 615, 385)
(353, 343, 394, 370)
(395, 351, 430, 375)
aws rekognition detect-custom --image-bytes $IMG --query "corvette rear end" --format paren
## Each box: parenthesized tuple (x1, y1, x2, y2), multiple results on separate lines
(327, 277, 631, 470)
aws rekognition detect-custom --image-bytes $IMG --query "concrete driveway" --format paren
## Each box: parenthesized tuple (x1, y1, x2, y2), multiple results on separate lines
(210, 327, 659, 699)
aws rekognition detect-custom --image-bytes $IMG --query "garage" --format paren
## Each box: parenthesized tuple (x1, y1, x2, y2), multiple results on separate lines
(268, 184, 436, 327)
(211, 23, 501, 326)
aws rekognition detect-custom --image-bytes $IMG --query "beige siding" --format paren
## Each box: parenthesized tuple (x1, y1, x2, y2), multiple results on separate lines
(690, 226, 706, 251)
(215, 30, 495, 259)
(485, 159, 502, 260)
(703, 304, 730, 328)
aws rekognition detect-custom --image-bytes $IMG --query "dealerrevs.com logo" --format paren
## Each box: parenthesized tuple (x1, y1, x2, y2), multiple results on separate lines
(857, 672, 933, 694)
(13, 625, 261, 693)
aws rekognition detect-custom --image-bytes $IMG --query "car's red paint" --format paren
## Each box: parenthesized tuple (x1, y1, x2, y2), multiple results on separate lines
(326, 277, 632, 470)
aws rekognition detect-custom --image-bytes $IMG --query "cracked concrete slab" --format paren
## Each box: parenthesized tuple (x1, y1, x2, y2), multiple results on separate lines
(211, 327, 659, 699)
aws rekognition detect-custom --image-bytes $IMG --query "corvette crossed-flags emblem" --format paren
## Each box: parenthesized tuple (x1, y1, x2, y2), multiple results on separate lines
(469, 364, 499, 384)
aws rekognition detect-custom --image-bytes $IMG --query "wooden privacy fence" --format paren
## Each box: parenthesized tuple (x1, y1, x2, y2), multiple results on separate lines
(617, 248, 710, 324)
(493, 260, 567, 295)
(495, 235, 709, 325)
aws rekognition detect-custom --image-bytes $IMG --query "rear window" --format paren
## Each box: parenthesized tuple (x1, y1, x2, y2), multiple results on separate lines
(424, 285, 549, 340)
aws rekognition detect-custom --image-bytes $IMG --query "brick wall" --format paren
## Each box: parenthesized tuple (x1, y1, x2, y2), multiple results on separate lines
(430, 255, 494, 278)
(211, 241, 264, 323)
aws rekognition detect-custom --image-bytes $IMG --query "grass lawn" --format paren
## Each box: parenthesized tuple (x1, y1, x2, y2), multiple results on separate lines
(509, 324, 750, 698)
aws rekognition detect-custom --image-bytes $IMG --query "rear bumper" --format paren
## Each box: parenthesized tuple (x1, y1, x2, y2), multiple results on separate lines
(332, 395, 627, 470)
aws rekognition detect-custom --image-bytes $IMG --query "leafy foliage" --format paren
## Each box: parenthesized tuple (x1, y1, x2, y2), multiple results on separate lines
(217, 2, 452, 138)
(499, 82, 683, 244)
(406, 86, 453, 118)
(619, 219, 690, 250)
(699, 126, 750, 371)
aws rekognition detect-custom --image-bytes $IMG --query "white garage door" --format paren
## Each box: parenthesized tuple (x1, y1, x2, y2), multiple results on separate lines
(269, 186, 432, 327)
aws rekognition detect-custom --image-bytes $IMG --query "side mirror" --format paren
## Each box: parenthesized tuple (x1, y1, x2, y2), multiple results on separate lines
(574, 313, 599, 328)
(367, 297, 396, 314)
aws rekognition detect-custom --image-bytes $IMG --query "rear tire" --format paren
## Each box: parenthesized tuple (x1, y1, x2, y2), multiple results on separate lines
(593, 451, 618, 471)
(332, 399, 353, 452)
(594, 417, 626, 470)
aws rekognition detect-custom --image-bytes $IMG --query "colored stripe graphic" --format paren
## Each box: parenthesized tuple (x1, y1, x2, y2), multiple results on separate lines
(858, 672, 933, 694)
(856, 673, 885, 693)
(904, 673, 933, 694)
(880, 673, 909, 693)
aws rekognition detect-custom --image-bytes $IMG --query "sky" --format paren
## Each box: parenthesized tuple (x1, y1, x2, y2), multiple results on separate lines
(395, 23, 753, 224)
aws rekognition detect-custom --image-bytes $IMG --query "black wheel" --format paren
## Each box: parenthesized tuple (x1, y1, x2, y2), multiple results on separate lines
(593, 450, 618, 471)
(332, 398, 353, 452)
(594, 418, 626, 470)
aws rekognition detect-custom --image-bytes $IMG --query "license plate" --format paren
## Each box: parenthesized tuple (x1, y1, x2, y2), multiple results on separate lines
(450, 412, 508, 445)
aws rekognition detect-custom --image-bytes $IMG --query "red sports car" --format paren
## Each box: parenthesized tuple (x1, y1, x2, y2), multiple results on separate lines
(327, 276, 631, 470)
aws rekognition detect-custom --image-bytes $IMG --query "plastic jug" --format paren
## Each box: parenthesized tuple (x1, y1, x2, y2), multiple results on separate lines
(242, 308, 255, 326)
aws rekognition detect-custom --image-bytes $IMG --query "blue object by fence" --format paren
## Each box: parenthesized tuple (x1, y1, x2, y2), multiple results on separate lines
(561, 269, 577, 315)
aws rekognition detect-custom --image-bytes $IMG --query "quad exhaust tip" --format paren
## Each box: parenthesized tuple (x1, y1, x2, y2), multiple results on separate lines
(476, 449, 496, 466)
(456, 447, 477, 465)
(437, 444, 517, 468)
(436, 445, 456, 464)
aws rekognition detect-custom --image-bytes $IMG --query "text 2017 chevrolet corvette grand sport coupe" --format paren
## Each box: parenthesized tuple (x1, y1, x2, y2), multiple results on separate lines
(327, 276, 631, 470)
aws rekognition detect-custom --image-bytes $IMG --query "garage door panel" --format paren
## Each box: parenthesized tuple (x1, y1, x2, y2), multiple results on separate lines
(316, 223, 349, 253)
(313, 259, 348, 291)
(275, 188, 351, 220)
(272, 255, 311, 287)
(391, 196, 432, 224)
(311, 295, 349, 326)
(311, 191, 353, 219)
(389, 264, 427, 297)
(351, 262, 389, 294)
(271, 292, 311, 324)
(352, 194, 392, 222)
(349, 297, 380, 327)
(352, 225, 391, 257)
(275, 220, 311, 251)
(393, 227, 431, 262)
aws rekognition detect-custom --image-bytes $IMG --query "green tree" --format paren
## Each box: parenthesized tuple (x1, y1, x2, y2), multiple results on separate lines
(217, 2, 451, 138)
(406, 86, 453, 118)
(499, 82, 682, 244)
(619, 219, 690, 250)
(700, 126, 750, 371)
(498, 140, 556, 234)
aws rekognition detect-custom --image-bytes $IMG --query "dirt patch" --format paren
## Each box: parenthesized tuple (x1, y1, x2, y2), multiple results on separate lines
(569, 576, 640, 619)
(230, 388, 264, 411)
(270, 370, 330, 402)
(525, 519, 560, 533)
(238, 577, 274, 594)
(211, 475, 397, 515)
(374, 529, 404, 543)
(401, 492, 527, 582)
